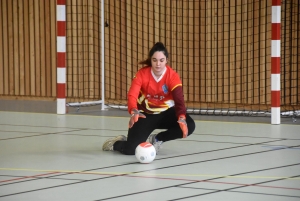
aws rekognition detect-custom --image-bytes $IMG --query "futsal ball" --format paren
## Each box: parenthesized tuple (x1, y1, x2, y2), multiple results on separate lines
(135, 142, 156, 163)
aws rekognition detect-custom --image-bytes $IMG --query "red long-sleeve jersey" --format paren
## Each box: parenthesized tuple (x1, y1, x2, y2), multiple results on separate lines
(127, 65, 186, 117)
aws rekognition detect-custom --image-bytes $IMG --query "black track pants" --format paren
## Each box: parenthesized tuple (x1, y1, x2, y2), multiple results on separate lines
(114, 107, 195, 155)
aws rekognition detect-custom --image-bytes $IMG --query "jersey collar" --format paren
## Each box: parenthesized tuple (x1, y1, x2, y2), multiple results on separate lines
(151, 67, 167, 82)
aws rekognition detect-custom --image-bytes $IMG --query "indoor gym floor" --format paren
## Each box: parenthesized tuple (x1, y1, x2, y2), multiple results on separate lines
(0, 100, 299, 201)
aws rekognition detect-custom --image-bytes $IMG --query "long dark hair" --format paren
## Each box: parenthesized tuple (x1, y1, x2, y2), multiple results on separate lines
(139, 42, 169, 66)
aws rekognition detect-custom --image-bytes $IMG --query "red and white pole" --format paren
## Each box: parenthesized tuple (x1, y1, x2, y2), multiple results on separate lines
(271, 0, 281, 124)
(57, 0, 66, 114)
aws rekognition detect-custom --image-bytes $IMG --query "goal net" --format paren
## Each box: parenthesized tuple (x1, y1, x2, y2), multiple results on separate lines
(65, 0, 299, 117)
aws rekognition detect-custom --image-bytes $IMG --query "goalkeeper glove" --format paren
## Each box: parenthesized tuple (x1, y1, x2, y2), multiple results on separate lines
(129, 109, 146, 128)
(177, 115, 188, 138)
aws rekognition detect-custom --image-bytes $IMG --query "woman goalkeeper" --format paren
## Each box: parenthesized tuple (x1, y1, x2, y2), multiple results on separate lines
(102, 42, 195, 155)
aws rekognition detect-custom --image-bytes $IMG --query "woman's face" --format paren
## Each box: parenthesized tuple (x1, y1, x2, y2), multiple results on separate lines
(151, 51, 167, 76)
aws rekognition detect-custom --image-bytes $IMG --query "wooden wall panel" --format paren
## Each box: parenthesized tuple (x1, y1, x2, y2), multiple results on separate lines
(247, 1, 254, 105)
(223, 0, 229, 103)
(0, 0, 4, 94)
(205, 1, 212, 103)
(28, 0, 35, 96)
(253, 0, 259, 105)
(0, 0, 56, 99)
(50, 0, 57, 97)
(193, 0, 200, 103)
(0, 0, 299, 112)
(13, 0, 19, 96)
(241, 0, 248, 105)
(114, 0, 121, 100)
(45, 0, 51, 97)
(23, 0, 30, 95)
(216, 0, 223, 103)
(125, 1, 132, 93)
(141, 1, 149, 65)
(259, 0, 267, 106)
(298, 1, 300, 106)
(7, 0, 14, 95)
(229, 0, 236, 104)
(290, 3, 297, 105)
(199, 1, 206, 103)
(186, 0, 194, 102)
(235, 0, 242, 104)
(34, 1, 41, 96)
(282, 0, 289, 106)
(108, 0, 116, 100)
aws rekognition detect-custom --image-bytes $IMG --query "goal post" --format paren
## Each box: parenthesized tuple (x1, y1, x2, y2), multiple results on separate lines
(271, 0, 281, 124)
(56, 0, 66, 114)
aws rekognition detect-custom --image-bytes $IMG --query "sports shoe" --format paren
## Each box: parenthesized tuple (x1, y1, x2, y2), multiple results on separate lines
(102, 135, 127, 151)
(149, 134, 163, 153)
